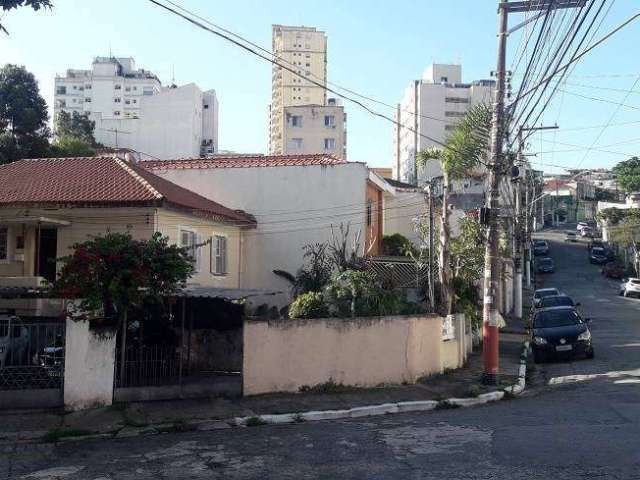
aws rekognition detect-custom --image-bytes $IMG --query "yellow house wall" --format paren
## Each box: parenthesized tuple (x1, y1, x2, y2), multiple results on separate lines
(0, 206, 243, 288)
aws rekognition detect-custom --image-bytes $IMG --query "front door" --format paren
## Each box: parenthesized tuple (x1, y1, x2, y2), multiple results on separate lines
(36, 228, 58, 283)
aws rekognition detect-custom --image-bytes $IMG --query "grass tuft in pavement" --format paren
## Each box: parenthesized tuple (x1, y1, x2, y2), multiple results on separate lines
(43, 427, 94, 443)
(245, 416, 268, 427)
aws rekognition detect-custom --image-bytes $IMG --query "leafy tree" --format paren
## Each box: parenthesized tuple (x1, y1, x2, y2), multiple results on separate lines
(608, 211, 640, 276)
(417, 104, 492, 314)
(0, 64, 50, 163)
(55, 111, 97, 146)
(0, 0, 52, 34)
(48, 136, 95, 157)
(450, 216, 485, 286)
(612, 157, 640, 194)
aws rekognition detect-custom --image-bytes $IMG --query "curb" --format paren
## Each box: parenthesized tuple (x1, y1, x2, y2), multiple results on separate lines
(503, 340, 529, 395)
(4, 341, 530, 443)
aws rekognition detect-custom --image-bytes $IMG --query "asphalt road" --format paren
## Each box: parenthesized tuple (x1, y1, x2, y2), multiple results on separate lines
(5, 228, 640, 479)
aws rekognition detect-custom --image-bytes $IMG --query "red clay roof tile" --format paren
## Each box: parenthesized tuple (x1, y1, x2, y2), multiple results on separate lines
(140, 154, 346, 170)
(0, 156, 254, 225)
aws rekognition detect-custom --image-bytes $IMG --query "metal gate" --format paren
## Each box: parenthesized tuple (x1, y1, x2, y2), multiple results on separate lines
(0, 317, 65, 406)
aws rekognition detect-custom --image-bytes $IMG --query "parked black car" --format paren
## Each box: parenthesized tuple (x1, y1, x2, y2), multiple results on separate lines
(537, 257, 555, 274)
(536, 294, 579, 310)
(533, 240, 550, 256)
(589, 247, 608, 265)
(531, 306, 594, 363)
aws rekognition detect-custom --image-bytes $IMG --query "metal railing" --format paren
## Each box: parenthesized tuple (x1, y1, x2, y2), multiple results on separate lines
(0, 319, 65, 390)
(114, 345, 180, 388)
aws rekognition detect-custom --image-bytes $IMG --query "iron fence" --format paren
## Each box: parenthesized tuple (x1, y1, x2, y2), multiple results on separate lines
(114, 345, 180, 388)
(0, 318, 65, 390)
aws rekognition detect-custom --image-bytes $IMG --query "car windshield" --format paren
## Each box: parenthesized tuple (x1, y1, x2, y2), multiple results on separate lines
(534, 241, 546, 247)
(631, 280, 640, 285)
(592, 248, 605, 254)
(534, 310, 582, 328)
(540, 296, 574, 308)
(535, 289, 559, 299)
(540, 259, 553, 265)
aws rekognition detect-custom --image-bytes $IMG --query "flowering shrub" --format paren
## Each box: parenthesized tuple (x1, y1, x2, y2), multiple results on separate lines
(53, 232, 194, 321)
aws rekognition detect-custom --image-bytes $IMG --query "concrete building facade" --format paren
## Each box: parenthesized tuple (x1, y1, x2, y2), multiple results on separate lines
(54, 57, 219, 159)
(269, 25, 346, 158)
(393, 64, 495, 186)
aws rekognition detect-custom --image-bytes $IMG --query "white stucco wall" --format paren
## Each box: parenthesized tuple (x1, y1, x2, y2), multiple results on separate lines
(150, 163, 369, 294)
(63, 318, 117, 411)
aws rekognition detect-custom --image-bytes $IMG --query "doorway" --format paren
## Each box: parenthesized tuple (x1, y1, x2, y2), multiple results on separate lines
(36, 228, 58, 283)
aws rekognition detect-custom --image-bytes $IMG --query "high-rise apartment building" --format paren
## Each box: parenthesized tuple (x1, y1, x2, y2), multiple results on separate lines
(269, 25, 346, 158)
(393, 64, 495, 185)
(54, 56, 219, 159)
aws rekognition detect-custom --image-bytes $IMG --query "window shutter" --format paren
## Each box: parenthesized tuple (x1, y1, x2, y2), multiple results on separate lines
(221, 236, 227, 274)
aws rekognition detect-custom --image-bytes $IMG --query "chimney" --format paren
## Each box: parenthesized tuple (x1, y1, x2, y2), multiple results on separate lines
(124, 151, 138, 164)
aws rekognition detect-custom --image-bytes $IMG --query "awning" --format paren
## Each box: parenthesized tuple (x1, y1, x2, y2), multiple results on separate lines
(0, 216, 71, 227)
(176, 287, 284, 300)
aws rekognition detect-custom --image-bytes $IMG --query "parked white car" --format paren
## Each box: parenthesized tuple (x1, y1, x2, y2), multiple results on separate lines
(533, 288, 560, 307)
(619, 278, 640, 298)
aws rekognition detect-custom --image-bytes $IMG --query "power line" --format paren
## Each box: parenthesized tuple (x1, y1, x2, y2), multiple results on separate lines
(509, 10, 640, 108)
(146, 0, 472, 158)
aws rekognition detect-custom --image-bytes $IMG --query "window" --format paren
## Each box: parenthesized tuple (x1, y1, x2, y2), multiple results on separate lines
(444, 124, 456, 131)
(324, 115, 335, 127)
(114, 84, 122, 90)
(440, 76, 448, 82)
(180, 229, 201, 271)
(366, 201, 373, 226)
(85, 84, 91, 90)
(85, 97, 91, 103)
(211, 235, 227, 275)
(72, 85, 77, 90)
(305, 63, 310, 67)
(0, 227, 7, 261)
(324, 138, 336, 150)
(56, 86, 67, 95)
(445, 97, 469, 104)
(142, 87, 154, 96)
(133, 86, 137, 91)
(290, 115, 303, 127)
(125, 86, 131, 92)
(204, 104, 209, 109)
(114, 111, 121, 116)
(132, 99, 137, 104)
(290, 138, 303, 149)
(114, 98, 121, 103)
(125, 99, 130, 105)
(445, 111, 466, 117)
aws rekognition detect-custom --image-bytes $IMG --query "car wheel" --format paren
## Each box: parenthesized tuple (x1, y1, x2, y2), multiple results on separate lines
(586, 349, 595, 359)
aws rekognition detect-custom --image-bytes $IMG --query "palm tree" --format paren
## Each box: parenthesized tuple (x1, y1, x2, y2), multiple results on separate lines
(417, 103, 492, 314)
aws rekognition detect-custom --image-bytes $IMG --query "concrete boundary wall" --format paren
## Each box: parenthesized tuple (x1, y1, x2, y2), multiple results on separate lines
(244, 314, 451, 396)
(64, 319, 117, 411)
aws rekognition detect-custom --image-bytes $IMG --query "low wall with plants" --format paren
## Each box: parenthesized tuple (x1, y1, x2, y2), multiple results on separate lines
(243, 314, 444, 395)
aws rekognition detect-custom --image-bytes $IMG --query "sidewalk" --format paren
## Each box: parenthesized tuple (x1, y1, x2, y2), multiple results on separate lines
(0, 333, 525, 444)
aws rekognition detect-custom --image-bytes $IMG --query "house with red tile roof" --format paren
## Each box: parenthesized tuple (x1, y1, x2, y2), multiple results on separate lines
(0, 155, 256, 316)
(141, 154, 391, 297)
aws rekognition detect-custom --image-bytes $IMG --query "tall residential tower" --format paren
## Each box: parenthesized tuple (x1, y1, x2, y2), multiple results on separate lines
(394, 64, 495, 185)
(269, 25, 346, 158)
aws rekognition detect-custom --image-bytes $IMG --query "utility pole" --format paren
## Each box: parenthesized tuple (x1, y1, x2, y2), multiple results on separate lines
(482, 0, 584, 384)
(424, 180, 436, 312)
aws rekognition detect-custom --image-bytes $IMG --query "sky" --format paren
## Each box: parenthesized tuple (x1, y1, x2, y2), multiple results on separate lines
(2, 0, 640, 173)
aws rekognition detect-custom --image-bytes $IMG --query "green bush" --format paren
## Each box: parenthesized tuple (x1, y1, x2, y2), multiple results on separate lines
(382, 234, 412, 256)
(289, 291, 329, 319)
